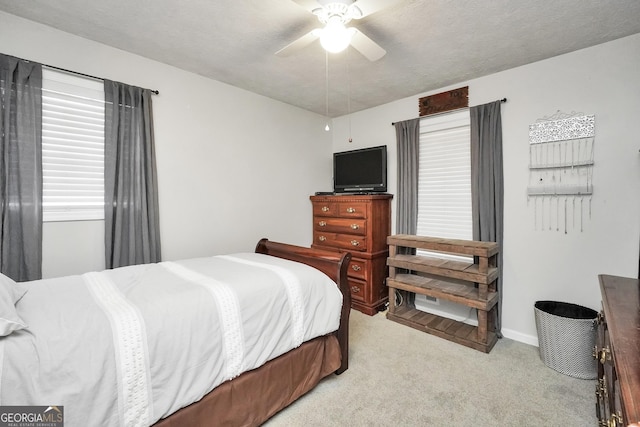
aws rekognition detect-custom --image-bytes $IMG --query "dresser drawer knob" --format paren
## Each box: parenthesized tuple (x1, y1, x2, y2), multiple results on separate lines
(350, 224, 359, 230)
(351, 265, 361, 271)
(346, 207, 356, 213)
(321, 206, 329, 212)
(350, 285, 360, 293)
(350, 240, 360, 247)
(318, 221, 327, 227)
(318, 235, 326, 242)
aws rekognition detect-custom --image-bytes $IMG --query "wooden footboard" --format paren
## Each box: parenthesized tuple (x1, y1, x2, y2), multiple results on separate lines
(153, 239, 352, 426)
(255, 238, 351, 374)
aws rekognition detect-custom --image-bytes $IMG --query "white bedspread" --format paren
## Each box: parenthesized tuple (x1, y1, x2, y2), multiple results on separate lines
(0, 253, 342, 426)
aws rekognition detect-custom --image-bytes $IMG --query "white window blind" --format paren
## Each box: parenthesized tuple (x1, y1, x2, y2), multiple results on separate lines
(42, 68, 105, 222)
(417, 109, 472, 258)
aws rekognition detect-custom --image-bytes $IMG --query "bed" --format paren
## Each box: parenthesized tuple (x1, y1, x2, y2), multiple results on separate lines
(0, 238, 352, 427)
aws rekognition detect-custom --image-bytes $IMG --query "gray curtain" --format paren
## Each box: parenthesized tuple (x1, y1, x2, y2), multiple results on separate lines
(470, 100, 504, 335)
(394, 118, 419, 237)
(104, 80, 161, 269)
(394, 118, 420, 307)
(0, 54, 43, 281)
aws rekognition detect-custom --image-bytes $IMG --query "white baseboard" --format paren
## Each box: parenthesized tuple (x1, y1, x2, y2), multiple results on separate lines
(501, 327, 539, 347)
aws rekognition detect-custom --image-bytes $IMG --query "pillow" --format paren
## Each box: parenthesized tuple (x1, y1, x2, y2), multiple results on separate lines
(0, 272, 28, 336)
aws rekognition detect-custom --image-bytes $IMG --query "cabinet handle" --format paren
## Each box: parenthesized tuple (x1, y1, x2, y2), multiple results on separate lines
(609, 413, 622, 427)
(607, 412, 622, 427)
(350, 285, 360, 293)
(318, 221, 327, 227)
(351, 264, 361, 271)
(321, 206, 329, 212)
(346, 207, 356, 213)
(350, 224, 359, 230)
(598, 378, 608, 399)
(350, 240, 360, 247)
(318, 235, 326, 242)
(593, 345, 610, 364)
(598, 347, 611, 364)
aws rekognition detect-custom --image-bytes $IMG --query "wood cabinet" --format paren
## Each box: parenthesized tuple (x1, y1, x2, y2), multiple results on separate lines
(386, 235, 499, 353)
(595, 275, 640, 426)
(310, 194, 392, 315)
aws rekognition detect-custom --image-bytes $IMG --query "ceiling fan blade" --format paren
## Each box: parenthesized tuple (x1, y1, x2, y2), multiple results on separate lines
(291, 0, 324, 14)
(350, 29, 386, 61)
(275, 30, 321, 56)
(350, 0, 398, 18)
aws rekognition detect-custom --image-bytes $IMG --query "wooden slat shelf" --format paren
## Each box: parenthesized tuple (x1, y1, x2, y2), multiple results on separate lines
(387, 234, 499, 258)
(387, 274, 498, 311)
(387, 254, 498, 284)
(386, 235, 500, 353)
(387, 306, 498, 353)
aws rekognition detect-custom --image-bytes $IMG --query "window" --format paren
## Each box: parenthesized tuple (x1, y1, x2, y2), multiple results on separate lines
(41, 68, 105, 222)
(417, 109, 472, 259)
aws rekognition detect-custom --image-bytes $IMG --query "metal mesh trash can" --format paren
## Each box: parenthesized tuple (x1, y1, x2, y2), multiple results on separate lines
(534, 300, 598, 379)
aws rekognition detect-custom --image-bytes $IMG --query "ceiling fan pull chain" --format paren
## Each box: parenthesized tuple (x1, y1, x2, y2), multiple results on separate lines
(347, 48, 353, 142)
(325, 50, 331, 131)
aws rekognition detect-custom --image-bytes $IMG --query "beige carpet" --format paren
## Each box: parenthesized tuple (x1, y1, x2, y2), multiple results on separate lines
(264, 309, 596, 427)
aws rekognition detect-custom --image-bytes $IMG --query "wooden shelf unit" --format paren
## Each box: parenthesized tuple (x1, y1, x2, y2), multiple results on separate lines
(386, 234, 500, 353)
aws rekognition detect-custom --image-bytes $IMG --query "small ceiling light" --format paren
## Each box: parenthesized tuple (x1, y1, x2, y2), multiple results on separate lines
(318, 17, 355, 53)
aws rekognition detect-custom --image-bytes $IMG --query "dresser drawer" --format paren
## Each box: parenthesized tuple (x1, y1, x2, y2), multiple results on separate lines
(313, 232, 367, 252)
(348, 278, 368, 302)
(313, 201, 368, 219)
(313, 203, 338, 217)
(336, 202, 367, 218)
(348, 257, 369, 281)
(314, 217, 367, 236)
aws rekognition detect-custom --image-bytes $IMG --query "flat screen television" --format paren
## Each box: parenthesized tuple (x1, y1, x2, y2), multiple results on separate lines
(333, 145, 387, 194)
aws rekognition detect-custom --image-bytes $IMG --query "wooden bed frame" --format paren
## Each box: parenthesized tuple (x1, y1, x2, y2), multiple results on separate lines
(152, 238, 352, 427)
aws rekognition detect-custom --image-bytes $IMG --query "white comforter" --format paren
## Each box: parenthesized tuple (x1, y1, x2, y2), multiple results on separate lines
(0, 253, 343, 427)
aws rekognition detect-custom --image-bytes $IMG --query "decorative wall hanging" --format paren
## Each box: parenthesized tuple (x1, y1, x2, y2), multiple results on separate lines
(419, 86, 468, 117)
(527, 111, 595, 233)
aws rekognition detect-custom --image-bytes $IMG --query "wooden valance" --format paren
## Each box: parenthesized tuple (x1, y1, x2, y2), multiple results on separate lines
(419, 86, 468, 117)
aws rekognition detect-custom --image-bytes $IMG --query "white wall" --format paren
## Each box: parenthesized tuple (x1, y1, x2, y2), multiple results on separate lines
(0, 11, 333, 278)
(331, 33, 640, 345)
(3, 11, 639, 345)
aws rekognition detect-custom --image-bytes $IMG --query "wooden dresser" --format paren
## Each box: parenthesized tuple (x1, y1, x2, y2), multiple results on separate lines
(310, 194, 392, 315)
(595, 274, 640, 426)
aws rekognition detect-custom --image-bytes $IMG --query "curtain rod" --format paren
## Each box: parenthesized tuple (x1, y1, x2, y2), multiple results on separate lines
(391, 98, 507, 125)
(43, 64, 159, 95)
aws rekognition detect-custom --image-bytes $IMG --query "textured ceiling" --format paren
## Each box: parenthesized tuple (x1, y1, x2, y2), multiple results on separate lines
(1, 0, 640, 117)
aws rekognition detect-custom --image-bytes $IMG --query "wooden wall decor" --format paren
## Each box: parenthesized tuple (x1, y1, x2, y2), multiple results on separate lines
(419, 86, 468, 117)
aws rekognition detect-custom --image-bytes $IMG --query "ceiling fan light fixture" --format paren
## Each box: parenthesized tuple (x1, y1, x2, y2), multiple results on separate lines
(319, 19, 355, 53)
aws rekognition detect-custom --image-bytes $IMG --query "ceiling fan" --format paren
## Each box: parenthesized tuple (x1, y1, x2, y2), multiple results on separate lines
(276, 0, 394, 61)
